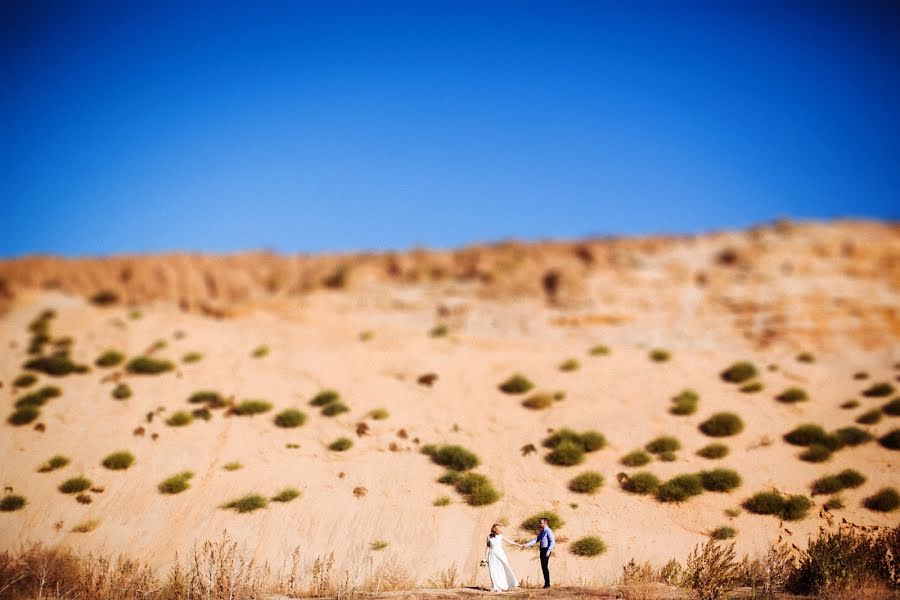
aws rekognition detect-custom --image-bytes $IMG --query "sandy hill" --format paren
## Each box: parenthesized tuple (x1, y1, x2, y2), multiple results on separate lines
(0, 219, 898, 589)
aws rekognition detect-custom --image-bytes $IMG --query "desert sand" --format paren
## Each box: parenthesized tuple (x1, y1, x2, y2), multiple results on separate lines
(0, 220, 898, 590)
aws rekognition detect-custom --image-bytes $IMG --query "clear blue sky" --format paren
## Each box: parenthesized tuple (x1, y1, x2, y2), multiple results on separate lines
(1, 1, 898, 257)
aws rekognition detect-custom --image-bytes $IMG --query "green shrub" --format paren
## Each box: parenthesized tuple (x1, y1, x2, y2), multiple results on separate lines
(166, 411, 193, 426)
(522, 393, 554, 410)
(24, 355, 88, 376)
(274, 409, 306, 428)
(883, 398, 900, 416)
(699, 413, 744, 437)
(498, 374, 534, 394)
(796, 352, 815, 363)
(784, 424, 829, 446)
(38, 455, 70, 473)
(90, 290, 118, 305)
(711, 526, 736, 540)
(656, 473, 704, 502)
(453, 472, 500, 506)
(811, 469, 866, 495)
(862, 382, 895, 398)
(8, 406, 39, 425)
(101, 451, 135, 470)
(189, 391, 224, 406)
(329, 437, 353, 451)
(95, 350, 124, 368)
(182, 352, 203, 363)
(879, 429, 900, 450)
(543, 428, 582, 449)
(272, 488, 301, 502)
(721, 362, 757, 383)
(620, 450, 652, 467)
(0, 495, 26, 512)
(112, 383, 132, 400)
(670, 389, 699, 415)
(571, 536, 606, 557)
(234, 399, 272, 416)
(223, 494, 268, 513)
(799, 444, 832, 463)
(776, 388, 808, 403)
(429, 324, 448, 338)
(743, 491, 784, 515)
(840, 399, 860, 409)
(650, 349, 671, 362)
(588, 345, 609, 356)
(697, 443, 729, 459)
(856, 409, 882, 425)
(433, 495, 451, 506)
(369, 408, 389, 420)
(559, 358, 580, 372)
(13, 374, 37, 388)
(781, 495, 813, 520)
(862, 488, 900, 512)
(159, 472, 194, 494)
(580, 431, 606, 452)
(645, 436, 681, 454)
(521, 511, 564, 531)
(824, 495, 845, 510)
(126, 356, 174, 375)
(739, 382, 763, 393)
(831, 426, 872, 447)
(310, 389, 340, 406)
(658, 450, 677, 462)
(621, 471, 660, 495)
(59, 477, 91, 494)
(431, 445, 480, 471)
(15, 386, 61, 410)
(321, 402, 349, 417)
(546, 439, 585, 466)
(251, 345, 269, 358)
(700, 469, 742, 492)
(568, 471, 603, 494)
(223, 461, 243, 471)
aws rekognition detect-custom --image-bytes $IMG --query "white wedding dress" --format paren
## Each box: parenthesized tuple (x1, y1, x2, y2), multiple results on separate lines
(486, 534, 518, 591)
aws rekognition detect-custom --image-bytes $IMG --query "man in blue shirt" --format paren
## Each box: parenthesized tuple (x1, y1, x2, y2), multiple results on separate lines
(523, 517, 555, 588)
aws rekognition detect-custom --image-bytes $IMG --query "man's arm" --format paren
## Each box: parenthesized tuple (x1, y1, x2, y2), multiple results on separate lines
(523, 536, 538, 547)
(546, 529, 556, 552)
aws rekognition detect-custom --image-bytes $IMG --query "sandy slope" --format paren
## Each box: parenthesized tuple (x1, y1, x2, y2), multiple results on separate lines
(0, 220, 898, 587)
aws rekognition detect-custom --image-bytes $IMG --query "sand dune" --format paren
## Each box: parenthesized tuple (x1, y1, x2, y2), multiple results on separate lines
(1, 220, 898, 587)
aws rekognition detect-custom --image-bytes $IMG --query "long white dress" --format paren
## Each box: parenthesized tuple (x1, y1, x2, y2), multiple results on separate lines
(486, 534, 518, 591)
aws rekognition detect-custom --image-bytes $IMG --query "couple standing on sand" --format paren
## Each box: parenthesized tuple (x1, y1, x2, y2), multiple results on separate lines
(481, 517, 555, 592)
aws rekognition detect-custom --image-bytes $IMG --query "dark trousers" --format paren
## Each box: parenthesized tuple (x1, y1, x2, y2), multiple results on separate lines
(539, 548, 550, 587)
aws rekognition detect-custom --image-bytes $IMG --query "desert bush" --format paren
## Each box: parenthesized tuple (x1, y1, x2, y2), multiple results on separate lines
(159, 471, 194, 494)
(882, 398, 900, 416)
(783, 424, 829, 446)
(433, 495, 451, 506)
(498, 374, 534, 394)
(824, 495, 845, 510)
(799, 444, 832, 463)
(310, 389, 340, 406)
(453, 472, 500, 506)
(879, 429, 900, 450)
(166, 411, 194, 426)
(71, 519, 99, 533)
(192, 408, 212, 421)
(862, 488, 899, 512)
(862, 382, 894, 397)
(321, 402, 349, 417)
(370, 540, 389, 551)
(780, 495, 813, 521)
(683, 540, 741, 600)
(796, 352, 815, 363)
(699, 413, 744, 437)
(649, 349, 671, 362)
(272, 488, 301, 502)
(743, 491, 785, 516)
(856, 409, 882, 425)
(580, 430, 606, 451)
(568, 471, 603, 494)
(521, 511, 564, 531)
(776, 387, 808, 403)
(430, 445, 479, 471)
(102, 451, 135, 470)
(223, 461, 243, 471)
(251, 345, 269, 358)
(811, 469, 866, 495)
(700, 469, 742, 492)
(832, 426, 872, 447)
(588, 344, 610, 355)
(559, 358, 580, 372)
(669, 389, 699, 415)
(620, 450, 652, 467)
(15, 386, 61, 409)
(658, 450, 677, 462)
(182, 352, 203, 363)
(222, 494, 268, 513)
(329, 437, 353, 451)
(656, 473, 704, 502)
(126, 356, 173, 375)
(543, 428, 581, 448)
(189, 391, 225, 406)
(522, 393, 554, 410)
(111, 383, 132, 400)
(721, 361, 757, 384)
(739, 381, 763, 393)
(369, 408, 389, 420)
(38, 454, 70, 473)
(1, 494, 27, 511)
(24, 354, 89, 376)
(437, 470, 461, 485)
(546, 439, 585, 466)
(274, 409, 306, 428)
(839, 399, 860, 409)
(95, 350, 124, 367)
(58, 476, 92, 494)
(697, 443, 729, 459)
(8, 406, 40, 425)
(571, 536, 606, 557)
(13, 373, 37, 387)
(621, 471, 660, 495)
(429, 324, 448, 338)
(234, 399, 272, 416)
(645, 436, 681, 454)
(90, 290, 118, 305)
(711, 526, 736, 540)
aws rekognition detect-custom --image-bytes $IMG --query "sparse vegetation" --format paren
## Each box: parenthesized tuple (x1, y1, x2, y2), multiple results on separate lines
(621, 471, 660, 495)
(620, 450, 652, 467)
(272, 488, 300, 502)
(8, 406, 40, 425)
(682, 540, 741, 600)
(433, 495, 451, 506)
(71, 519, 99, 533)
(166, 411, 194, 426)
(571, 536, 606, 557)
(799, 444, 832, 463)
(189, 391, 225, 406)
(429, 445, 479, 471)
(862, 382, 894, 397)
(522, 393, 554, 410)
(739, 381, 763, 393)
(274, 409, 306, 428)
(559, 358, 580, 372)
(775, 387, 808, 403)
(251, 345, 269, 358)
(783, 424, 830, 446)
(700, 469, 742, 492)
(862, 487, 899, 512)
(568, 471, 603, 494)
(588, 344, 609, 356)
(743, 491, 812, 521)
(521, 511, 564, 531)
(811, 469, 866, 495)
(102, 451, 135, 470)
(669, 389, 699, 415)
(454, 472, 500, 506)
(649, 349, 671, 362)
(0, 495, 26, 511)
(24, 354, 89, 376)
(15, 385, 61, 409)
(370, 540, 389, 551)
(233, 399, 272, 416)
(699, 413, 744, 437)
(38, 455, 70, 473)
(856, 409, 882, 425)
(59, 476, 92, 494)
(697, 443, 729, 459)
(13, 373, 37, 388)
(839, 399, 860, 409)
(223, 461, 243, 471)
(645, 436, 681, 454)
(831, 426, 872, 447)
(710, 526, 736, 540)
(498, 374, 533, 394)
(321, 402, 349, 417)
(721, 362, 757, 384)
(126, 356, 174, 375)
(796, 352, 815, 363)
(881, 397, 900, 416)
(429, 324, 448, 338)
(112, 383, 132, 400)
(546, 439, 585, 466)
(182, 352, 203, 363)
(656, 473, 704, 502)
(159, 472, 194, 494)
(329, 437, 353, 452)
(368, 408, 389, 420)
(222, 494, 268, 513)
(95, 350, 124, 367)
(310, 390, 340, 406)
(823, 495, 845, 510)
(879, 429, 900, 450)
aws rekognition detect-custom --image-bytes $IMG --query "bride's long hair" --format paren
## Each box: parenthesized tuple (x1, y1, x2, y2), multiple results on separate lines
(489, 523, 501, 538)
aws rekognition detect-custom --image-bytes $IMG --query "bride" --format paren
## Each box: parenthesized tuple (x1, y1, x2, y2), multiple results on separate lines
(482, 523, 522, 592)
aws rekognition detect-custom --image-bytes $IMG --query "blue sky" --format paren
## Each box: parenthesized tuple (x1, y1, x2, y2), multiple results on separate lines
(1, 1, 898, 257)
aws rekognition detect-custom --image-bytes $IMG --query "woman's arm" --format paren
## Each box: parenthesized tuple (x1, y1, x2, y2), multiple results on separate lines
(502, 537, 523, 547)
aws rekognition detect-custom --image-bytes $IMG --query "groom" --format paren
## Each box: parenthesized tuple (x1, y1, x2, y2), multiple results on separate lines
(523, 517, 555, 588)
